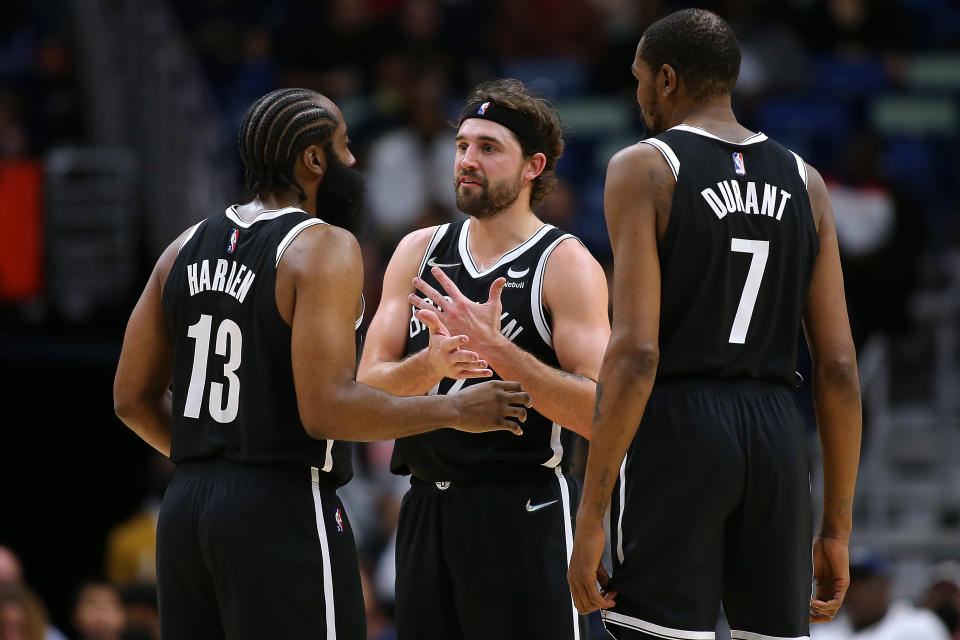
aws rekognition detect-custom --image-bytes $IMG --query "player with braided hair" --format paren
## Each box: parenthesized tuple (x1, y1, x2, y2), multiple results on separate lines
(114, 89, 532, 639)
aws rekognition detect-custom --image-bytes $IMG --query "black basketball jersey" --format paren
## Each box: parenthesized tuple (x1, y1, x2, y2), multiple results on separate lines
(162, 205, 360, 485)
(390, 219, 579, 482)
(644, 125, 819, 386)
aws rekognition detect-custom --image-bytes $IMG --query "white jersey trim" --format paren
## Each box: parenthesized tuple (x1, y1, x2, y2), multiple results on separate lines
(671, 124, 768, 145)
(616, 454, 627, 564)
(321, 441, 335, 473)
(225, 205, 306, 229)
(355, 294, 365, 331)
(418, 224, 451, 277)
(555, 467, 581, 640)
(731, 631, 809, 640)
(642, 138, 680, 180)
(543, 423, 563, 468)
(310, 467, 338, 640)
(530, 234, 577, 348)
(602, 611, 715, 639)
(275, 218, 328, 268)
(178, 221, 204, 253)
(789, 151, 808, 187)
(458, 219, 554, 279)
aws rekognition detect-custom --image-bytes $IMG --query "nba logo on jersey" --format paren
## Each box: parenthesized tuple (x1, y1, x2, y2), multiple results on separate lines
(334, 508, 344, 532)
(732, 152, 746, 176)
(227, 228, 239, 253)
(478, 101, 490, 115)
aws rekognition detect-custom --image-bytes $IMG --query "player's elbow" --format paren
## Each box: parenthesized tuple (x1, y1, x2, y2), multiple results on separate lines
(113, 381, 143, 425)
(610, 338, 660, 379)
(814, 352, 858, 388)
(299, 396, 349, 440)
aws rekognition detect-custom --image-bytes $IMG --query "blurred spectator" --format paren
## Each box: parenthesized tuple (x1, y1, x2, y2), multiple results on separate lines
(799, 0, 906, 54)
(0, 93, 27, 157)
(811, 549, 951, 640)
(105, 453, 173, 587)
(494, 0, 603, 58)
(117, 584, 159, 640)
(0, 583, 48, 640)
(825, 132, 921, 347)
(361, 561, 396, 640)
(70, 583, 124, 640)
(921, 562, 960, 640)
(366, 68, 459, 240)
(0, 549, 65, 640)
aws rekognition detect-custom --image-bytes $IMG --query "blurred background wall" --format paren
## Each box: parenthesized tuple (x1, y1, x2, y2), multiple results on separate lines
(1, 0, 959, 638)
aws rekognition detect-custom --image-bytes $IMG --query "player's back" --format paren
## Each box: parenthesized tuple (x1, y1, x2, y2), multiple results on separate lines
(646, 125, 818, 386)
(161, 205, 354, 484)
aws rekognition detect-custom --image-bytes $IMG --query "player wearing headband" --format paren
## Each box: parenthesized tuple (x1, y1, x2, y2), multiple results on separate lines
(358, 79, 610, 639)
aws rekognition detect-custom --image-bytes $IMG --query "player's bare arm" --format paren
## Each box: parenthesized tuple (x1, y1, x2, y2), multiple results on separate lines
(568, 143, 673, 615)
(409, 238, 609, 438)
(283, 224, 527, 440)
(802, 163, 862, 624)
(357, 227, 492, 396)
(114, 228, 195, 456)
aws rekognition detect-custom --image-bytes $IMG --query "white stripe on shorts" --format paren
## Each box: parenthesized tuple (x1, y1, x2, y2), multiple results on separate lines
(602, 610, 715, 639)
(311, 466, 337, 639)
(555, 467, 581, 640)
(731, 630, 810, 640)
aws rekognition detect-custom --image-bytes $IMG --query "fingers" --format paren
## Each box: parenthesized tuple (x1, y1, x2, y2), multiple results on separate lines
(506, 404, 527, 422)
(440, 334, 471, 354)
(810, 597, 842, 622)
(431, 266, 465, 300)
(411, 277, 447, 310)
(596, 563, 612, 588)
(488, 277, 506, 304)
(498, 419, 523, 436)
(415, 308, 447, 336)
(507, 390, 533, 408)
(408, 293, 435, 313)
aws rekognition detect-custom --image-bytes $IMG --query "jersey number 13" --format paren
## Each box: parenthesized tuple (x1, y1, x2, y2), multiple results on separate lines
(183, 314, 242, 423)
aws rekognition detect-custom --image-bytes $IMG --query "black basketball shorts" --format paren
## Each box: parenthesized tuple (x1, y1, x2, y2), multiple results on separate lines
(156, 459, 365, 640)
(604, 379, 813, 640)
(394, 468, 588, 640)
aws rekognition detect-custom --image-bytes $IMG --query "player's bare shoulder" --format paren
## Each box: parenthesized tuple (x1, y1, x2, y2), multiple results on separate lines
(606, 142, 676, 232)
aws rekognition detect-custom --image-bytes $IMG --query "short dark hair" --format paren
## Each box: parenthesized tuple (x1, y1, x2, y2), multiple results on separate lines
(639, 9, 741, 100)
(238, 88, 338, 200)
(458, 79, 563, 207)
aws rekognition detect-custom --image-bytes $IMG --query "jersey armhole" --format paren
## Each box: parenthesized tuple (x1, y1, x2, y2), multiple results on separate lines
(530, 234, 580, 348)
(640, 138, 680, 181)
(178, 221, 205, 253)
(275, 218, 328, 268)
(789, 150, 808, 187)
(416, 224, 450, 277)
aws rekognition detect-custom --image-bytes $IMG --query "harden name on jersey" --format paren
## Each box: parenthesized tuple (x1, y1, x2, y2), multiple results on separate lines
(185, 258, 257, 303)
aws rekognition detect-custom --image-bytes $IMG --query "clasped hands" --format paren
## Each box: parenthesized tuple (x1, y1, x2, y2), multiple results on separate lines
(409, 266, 508, 381)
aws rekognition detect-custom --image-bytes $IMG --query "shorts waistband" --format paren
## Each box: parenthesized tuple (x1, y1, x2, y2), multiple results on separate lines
(654, 376, 793, 393)
(409, 467, 564, 489)
(174, 457, 339, 489)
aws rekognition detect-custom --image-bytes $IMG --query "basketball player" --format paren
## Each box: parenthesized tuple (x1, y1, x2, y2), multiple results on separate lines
(357, 79, 610, 639)
(568, 10, 862, 640)
(113, 88, 531, 640)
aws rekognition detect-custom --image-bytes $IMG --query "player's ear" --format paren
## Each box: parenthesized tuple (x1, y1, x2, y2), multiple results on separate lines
(661, 64, 677, 98)
(302, 144, 327, 180)
(524, 152, 547, 182)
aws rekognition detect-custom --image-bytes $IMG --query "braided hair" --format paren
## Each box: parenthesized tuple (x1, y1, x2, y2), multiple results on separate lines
(238, 89, 338, 200)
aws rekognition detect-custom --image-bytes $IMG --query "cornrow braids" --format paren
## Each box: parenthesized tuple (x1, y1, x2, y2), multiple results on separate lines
(238, 89, 338, 200)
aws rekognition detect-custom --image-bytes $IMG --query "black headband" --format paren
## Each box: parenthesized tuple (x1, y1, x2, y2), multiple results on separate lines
(459, 101, 548, 155)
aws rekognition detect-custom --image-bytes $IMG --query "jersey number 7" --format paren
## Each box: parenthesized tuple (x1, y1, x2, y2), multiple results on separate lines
(729, 238, 769, 345)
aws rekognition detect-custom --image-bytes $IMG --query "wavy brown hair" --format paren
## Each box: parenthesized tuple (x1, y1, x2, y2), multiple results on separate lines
(459, 79, 564, 207)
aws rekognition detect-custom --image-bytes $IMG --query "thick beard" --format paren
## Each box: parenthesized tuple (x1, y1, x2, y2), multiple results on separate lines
(314, 148, 369, 237)
(454, 170, 524, 219)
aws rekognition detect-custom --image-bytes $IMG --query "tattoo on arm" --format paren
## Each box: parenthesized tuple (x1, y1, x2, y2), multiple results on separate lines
(837, 496, 853, 517)
(599, 467, 611, 488)
(557, 370, 589, 382)
(592, 382, 604, 424)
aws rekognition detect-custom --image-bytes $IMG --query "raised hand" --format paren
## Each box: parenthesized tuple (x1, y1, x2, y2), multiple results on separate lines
(450, 380, 531, 435)
(416, 308, 493, 381)
(568, 519, 617, 614)
(410, 266, 506, 352)
(810, 535, 850, 623)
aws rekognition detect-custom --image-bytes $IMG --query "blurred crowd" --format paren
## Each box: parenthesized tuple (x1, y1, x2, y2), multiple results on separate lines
(2, 0, 960, 637)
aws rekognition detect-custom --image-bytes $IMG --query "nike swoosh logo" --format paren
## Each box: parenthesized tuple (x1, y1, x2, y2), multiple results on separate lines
(525, 499, 559, 512)
(507, 266, 530, 278)
(427, 256, 460, 268)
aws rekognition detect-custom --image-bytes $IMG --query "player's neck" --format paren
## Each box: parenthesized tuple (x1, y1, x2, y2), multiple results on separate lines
(468, 200, 542, 268)
(238, 191, 316, 221)
(674, 95, 755, 142)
